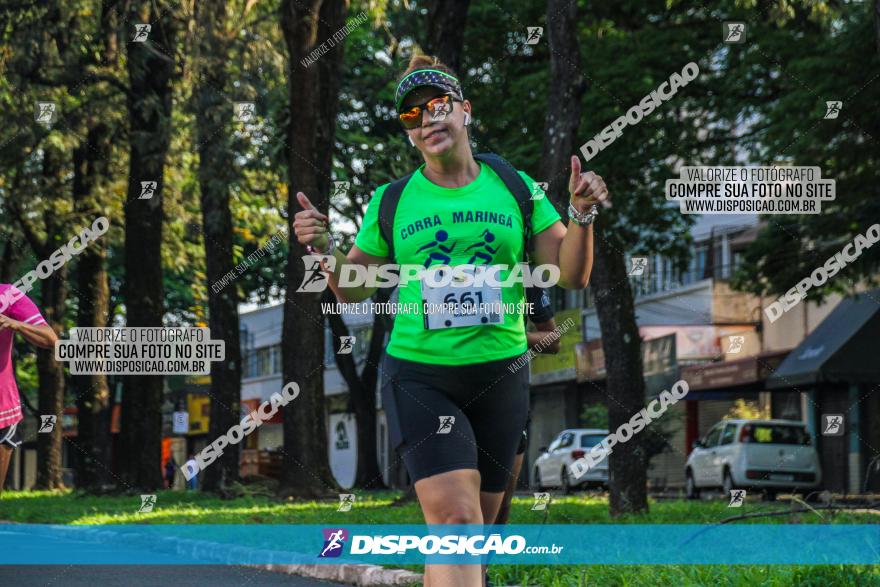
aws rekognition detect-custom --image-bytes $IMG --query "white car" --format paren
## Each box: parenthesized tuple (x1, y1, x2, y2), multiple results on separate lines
(533, 428, 609, 492)
(685, 419, 822, 499)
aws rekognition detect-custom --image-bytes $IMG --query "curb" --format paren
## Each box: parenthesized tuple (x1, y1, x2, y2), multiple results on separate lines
(251, 563, 422, 586)
(10, 523, 423, 586)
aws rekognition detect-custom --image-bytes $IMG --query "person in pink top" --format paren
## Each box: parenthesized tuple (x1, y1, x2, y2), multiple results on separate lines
(0, 284, 58, 492)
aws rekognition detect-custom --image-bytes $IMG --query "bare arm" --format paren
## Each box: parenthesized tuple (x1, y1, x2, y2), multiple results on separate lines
(292, 192, 389, 303)
(531, 155, 608, 290)
(527, 317, 560, 354)
(0, 315, 58, 349)
(324, 245, 388, 304)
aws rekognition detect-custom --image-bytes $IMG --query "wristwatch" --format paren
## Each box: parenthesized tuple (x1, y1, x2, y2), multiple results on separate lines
(567, 202, 599, 226)
(306, 232, 336, 256)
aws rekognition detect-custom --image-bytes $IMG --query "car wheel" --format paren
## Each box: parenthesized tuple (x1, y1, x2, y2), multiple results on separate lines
(534, 467, 542, 490)
(561, 467, 572, 494)
(722, 469, 734, 495)
(686, 470, 700, 500)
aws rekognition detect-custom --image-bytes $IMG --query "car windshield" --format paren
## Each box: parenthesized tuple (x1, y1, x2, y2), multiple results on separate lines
(580, 434, 606, 448)
(745, 424, 810, 445)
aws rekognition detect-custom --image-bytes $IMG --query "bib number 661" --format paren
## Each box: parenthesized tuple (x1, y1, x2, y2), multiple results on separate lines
(443, 291, 484, 307)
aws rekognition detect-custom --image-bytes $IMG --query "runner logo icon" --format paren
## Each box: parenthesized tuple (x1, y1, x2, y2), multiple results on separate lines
(133, 24, 151, 42)
(437, 416, 455, 434)
(822, 414, 844, 436)
(338, 335, 355, 355)
(338, 494, 355, 512)
(824, 101, 842, 119)
(38, 415, 57, 433)
(629, 257, 648, 276)
(728, 489, 746, 507)
(297, 254, 336, 292)
(526, 27, 543, 45)
(727, 335, 745, 354)
(319, 528, 348, 558)
(138, 494, 156, 513)
(139, 181, 157, 200)
(723, 22, 746, 43)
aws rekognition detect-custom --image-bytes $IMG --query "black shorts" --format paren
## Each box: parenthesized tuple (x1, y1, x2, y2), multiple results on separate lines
(0, 423, 21, 449)
(516, 412, 531, 455)
(381, 353, 529, 492)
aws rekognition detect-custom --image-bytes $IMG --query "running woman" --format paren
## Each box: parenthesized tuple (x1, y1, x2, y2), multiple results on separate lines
(293, 54, 608, 586)
(495, 285, 559, 529)
(0, 284, 58, 492)
(484, 286, 558, 587)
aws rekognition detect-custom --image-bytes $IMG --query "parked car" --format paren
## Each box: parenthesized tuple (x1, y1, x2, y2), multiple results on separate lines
(685, 419, 822, 499)
(533, 428, 609, 492)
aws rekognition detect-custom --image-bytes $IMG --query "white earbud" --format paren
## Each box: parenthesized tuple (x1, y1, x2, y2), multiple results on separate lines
(464, 112, 471, 126)
(408, 135, 415, 146)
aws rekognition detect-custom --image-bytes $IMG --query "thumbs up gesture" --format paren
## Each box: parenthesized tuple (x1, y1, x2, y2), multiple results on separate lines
(568, 155, 609, 214)
(293, 192, 330, 252)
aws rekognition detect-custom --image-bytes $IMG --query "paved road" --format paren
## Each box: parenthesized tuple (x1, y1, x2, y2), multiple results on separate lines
(3, 525, 354, 587)
(0, 566, 353, 587)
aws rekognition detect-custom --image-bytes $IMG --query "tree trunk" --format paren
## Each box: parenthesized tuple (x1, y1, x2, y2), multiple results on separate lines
(424, 0, 471, 73)
(119, 0, 176, 492)
(32, 147, 66, 490)
(278, 0, 346, 498)
(591, 224, 648, 516)
(875, 0, 879, 55)
(71, 122, 113, 492)
(0, 237, 14, 282)
(34, 270, 66, 489)
(70, 0, 118, 493)
(540, 0, 585, 208)
(323, 289, 388, 489)
(542, 0, 647, 516)
(195, 0, 243, 493)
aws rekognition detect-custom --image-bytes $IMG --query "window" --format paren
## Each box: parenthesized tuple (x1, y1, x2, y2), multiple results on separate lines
(580, 434, 606, 448)
(703, 424, 723, 447)
(742, 424, 811, 445)
(732, 250, 745, 273)
(244, 344, 281, 379)
(719, 423, 737, 445)
(694, 246, 708, 280)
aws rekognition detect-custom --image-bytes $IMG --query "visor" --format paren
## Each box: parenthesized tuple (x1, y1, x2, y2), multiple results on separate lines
(394, 69, 464, 112)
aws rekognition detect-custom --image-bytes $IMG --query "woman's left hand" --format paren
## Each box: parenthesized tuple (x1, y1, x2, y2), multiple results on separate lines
(568, 155, 609, 213)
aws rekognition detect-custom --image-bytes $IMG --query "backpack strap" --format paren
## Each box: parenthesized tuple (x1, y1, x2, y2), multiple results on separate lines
(377, 153, 535, 262)
(377, 172, 414, 263)
(473, 152, 534, 261)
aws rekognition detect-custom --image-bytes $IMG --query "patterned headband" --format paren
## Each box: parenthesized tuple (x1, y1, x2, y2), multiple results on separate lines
(394, 69, 464, 111)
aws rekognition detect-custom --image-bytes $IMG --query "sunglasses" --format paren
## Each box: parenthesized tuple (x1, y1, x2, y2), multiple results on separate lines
(397, 93, 462, 130)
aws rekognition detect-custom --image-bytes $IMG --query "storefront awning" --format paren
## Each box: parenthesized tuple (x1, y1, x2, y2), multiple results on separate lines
(767, 290, 880, 389)
(680, 349, 789, 395)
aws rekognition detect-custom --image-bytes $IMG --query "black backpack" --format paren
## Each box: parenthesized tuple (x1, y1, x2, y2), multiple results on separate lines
(376, 152, 535, 263)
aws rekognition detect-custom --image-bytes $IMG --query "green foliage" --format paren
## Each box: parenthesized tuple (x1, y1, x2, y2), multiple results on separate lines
(580, 403, 609, 428)
(724, 2, 880, 299)
(726, 398, 770, 420)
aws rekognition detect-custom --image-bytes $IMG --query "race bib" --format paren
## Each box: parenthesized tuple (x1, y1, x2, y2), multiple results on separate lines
(421, 266, 503, 330)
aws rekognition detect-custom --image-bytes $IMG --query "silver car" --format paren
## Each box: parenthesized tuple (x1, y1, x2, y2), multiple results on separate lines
(685, 419, 822, 499)
(533, 428, 609, 493)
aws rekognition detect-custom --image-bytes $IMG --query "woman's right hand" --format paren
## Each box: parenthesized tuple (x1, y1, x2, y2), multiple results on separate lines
(293, 192, 330, 251)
